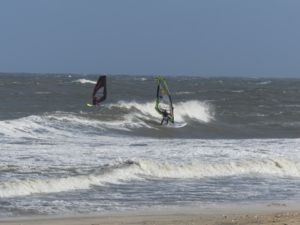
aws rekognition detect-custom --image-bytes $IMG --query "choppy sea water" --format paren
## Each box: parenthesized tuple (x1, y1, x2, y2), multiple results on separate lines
(0, 74, 300, 217)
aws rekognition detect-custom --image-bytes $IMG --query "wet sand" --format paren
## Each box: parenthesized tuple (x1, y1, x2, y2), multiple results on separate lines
(1, 204, 299, 225)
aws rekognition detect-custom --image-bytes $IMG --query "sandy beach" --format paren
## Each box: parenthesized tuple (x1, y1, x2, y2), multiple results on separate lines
(1, 204, 300, 225)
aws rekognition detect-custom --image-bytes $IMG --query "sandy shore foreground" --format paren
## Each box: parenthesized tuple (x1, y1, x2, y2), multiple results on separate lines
(1, 205, 300, 225)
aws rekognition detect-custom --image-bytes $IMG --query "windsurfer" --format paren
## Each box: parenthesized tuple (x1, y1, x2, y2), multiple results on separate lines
(160, 109, 173, 125)
(92, 76, 107, 106)
(155, 76, 174, 125)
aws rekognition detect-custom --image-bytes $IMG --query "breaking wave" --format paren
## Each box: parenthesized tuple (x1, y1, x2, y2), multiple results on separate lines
(0, 100, 214, 139)
(0, 113, 157, 141)
(1, 158, 299, 198)
(108, 100, 214, 123)
(72, 79, 96, 84)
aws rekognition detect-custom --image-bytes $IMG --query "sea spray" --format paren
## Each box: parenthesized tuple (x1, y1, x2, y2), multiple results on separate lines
(72, 79, 96, 84)
(108, 100, 214, 123)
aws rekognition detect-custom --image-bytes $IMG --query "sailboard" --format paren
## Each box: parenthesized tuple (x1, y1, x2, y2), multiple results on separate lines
(166, 121, 187, 128)
(155, 76, 174, 123)
(87, 75, 107, 107)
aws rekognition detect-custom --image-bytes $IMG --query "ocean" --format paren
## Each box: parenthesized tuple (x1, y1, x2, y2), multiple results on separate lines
(0, 74, 300, 217)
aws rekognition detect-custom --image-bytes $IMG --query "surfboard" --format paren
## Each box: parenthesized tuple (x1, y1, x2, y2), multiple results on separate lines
(165, 122, 187, 128)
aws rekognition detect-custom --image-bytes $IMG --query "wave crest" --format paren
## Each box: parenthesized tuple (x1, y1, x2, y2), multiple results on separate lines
(0, 100, 214, 139)
(109, 100, 214, 123)
(72, 79, 96, 84)
(1, 158, 299, 198)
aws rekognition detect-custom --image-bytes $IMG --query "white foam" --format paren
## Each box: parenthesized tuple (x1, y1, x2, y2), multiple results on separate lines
(1, 158, 299, 198)
(175, 91, 194, 95)
(0, 115, 51, 138)
(0, 114, 81, 140)
(72, 79, 96, 84)
(109, 100, 214, 123)
(134, 77, 148, 81)
(257, 81, 272, 85)
(0, 100, 214, 140)
(139, 158, 300, 178)
(0, 166, 138, 198)
(0, 112, 150, 140)
(0, 113, 106, 141)
(174, 100, 214, 122)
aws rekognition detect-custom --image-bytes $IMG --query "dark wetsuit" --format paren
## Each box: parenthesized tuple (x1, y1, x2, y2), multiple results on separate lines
(160, 110, 171, 125)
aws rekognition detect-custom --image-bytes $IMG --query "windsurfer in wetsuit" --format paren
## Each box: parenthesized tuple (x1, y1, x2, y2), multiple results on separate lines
(160, 109, 172, 125)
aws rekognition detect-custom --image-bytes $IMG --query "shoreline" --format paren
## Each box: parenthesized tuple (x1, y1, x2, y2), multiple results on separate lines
(1, 202, 300, 225)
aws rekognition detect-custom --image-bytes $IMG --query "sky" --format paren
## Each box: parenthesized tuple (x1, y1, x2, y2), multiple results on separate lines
(0, 0, 300, 77)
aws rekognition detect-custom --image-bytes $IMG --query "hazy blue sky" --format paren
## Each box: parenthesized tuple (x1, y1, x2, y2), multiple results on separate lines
(0, 0, 300, 76)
